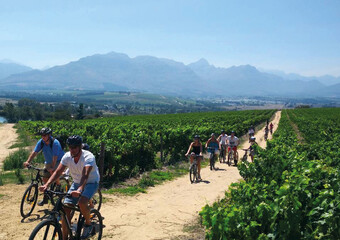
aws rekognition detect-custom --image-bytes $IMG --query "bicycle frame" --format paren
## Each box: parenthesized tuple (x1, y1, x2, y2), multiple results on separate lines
(48, 191, 83, 240)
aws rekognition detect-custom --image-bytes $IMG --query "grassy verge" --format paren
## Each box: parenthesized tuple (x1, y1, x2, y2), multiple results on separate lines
(0, 194, 5, 199)
(103, 159, 208, 196)
(3, 148, 45, 171)
(9, 124, 35, 149)
(0, 169, 32, 185)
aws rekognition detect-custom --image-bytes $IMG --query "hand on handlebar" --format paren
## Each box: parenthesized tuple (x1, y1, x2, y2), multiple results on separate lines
(39, 184, 48, 193)
(23, 161, 30, 168)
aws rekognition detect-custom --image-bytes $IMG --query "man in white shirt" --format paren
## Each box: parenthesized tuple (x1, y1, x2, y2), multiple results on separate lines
(217, 130, 228, 162)
(39, 135, 100, 239)
(227, 131, 240, 163)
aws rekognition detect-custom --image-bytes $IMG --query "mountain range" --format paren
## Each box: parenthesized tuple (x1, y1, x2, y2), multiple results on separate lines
(0, 52, 339, 97)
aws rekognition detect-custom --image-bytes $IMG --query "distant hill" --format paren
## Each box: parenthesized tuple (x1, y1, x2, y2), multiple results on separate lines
(0, 52, 339, 97)
(0, 61, 32, 80)
(260, 69, 340, 86)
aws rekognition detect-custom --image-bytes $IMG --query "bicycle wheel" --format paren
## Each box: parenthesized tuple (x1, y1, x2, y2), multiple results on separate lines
(227, 151, 231, 166)
(234, 151, 239, 166)
(50, 177, 70, 206)
(20, 183, 38, 218)
(77, 209, 103, 240)
(90, 189, 102, 211)
(28, 219, 62, 240)
(189, 164, 195, 183)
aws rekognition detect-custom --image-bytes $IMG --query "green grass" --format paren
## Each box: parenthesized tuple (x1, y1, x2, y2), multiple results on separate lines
(0, 194, 5, 199)
(10, 124, 35, 149)
(0, 169, 31, 185)
(103, 159, 209, 196)
(3, 148, 45, 171)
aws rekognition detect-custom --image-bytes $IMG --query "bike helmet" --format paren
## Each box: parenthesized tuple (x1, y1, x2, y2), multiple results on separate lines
(250, 136, 256, 141)
(211, 133, 215, 137)
(66, 135, 83, 146)
(39, 127, 52, 135)
(82, 143, 90, 150)
(194, 135, 200, 139)
(221, 130, 225, 133)
(231, 130, 235, 134)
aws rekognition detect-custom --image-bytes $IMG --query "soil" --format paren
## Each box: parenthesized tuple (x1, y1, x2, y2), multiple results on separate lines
(0, 111, 281, 240)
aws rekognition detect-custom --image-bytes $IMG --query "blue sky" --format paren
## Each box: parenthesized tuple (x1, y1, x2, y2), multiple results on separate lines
(1, 0, 339, 76)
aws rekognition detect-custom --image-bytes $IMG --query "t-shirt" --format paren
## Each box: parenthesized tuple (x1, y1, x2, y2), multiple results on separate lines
(248, 129, 255, 134)
(61, 150, 100, 184)
(227, 136, 239, 147)
(34, 138, 64, 165)
(219, 134, 228, 145)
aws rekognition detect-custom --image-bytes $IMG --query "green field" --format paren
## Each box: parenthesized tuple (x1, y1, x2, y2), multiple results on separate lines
(201, 108, 340, 239)
(19, 109, 275, 184)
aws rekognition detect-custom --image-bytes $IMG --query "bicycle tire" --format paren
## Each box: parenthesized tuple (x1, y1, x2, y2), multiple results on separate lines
(50, 177, 70, 206)
(234, 151, 239, 166)
(20, 183, 38, 218)
(90, 189, 102, 211)
(77, 208, 103, 240)
(28, 219, 62, 240)
(228, 151, 232, 166)
(189, 164, 195, 183)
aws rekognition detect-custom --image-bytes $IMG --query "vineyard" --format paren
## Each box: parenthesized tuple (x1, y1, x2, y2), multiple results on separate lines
(200, 108, 340, 239)
(19, 109, 275, 182)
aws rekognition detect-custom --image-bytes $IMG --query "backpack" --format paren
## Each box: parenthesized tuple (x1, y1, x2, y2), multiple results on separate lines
(40, 136, 66, 151)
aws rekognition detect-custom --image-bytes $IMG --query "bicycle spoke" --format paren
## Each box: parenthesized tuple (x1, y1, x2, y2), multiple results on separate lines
(43, 224, 50, 240)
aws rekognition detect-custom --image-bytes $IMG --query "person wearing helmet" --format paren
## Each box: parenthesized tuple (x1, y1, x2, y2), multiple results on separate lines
(205, 133, 221, 169)
(248, 126, 255, 142)
(39, 135, 100, 239)
(248, 136, 258, 162)
(217, 130, 228, 162)
(227, 131, 240, 163)
(24, 127, 65, 206)
(185, 135, 203, 180)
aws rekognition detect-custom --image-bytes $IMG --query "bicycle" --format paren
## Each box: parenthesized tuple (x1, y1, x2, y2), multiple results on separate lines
(188, 154, 200, 183)
(241, 149, 248, 162)
(20, 165, 70, 218)
(28, 189, 103, 240)
(264, 130, 269, 141)
(227, 147, 239, 166)
(219, 145, 226, 163)
(207, 147, 217, 170)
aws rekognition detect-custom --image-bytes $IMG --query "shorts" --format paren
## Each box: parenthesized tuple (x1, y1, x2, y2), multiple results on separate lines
(64, 182, 99, 205)
(228, 146, 237, 152)
(43, 162, 60, 178)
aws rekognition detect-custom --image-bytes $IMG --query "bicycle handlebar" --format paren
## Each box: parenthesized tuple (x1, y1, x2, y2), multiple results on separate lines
(27, 165, 44, 171)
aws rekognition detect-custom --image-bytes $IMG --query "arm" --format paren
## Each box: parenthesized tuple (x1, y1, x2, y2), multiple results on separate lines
(185, 142, 193, 156)
(199, 143, 203, 156)
(217, 135, 221, 142)
(205, 138, 211, 148)
(39, 164, 67, 192)
(23, 151, 38, 167)
(47, 155, 59, 174)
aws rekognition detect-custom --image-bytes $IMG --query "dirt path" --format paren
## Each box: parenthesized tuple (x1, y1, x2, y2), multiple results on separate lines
(0, 111, 281, 240)
(0, 123, 18, 170)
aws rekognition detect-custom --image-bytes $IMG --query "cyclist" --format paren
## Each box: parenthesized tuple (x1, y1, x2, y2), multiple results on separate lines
(269, 122, 274, 134)
(227, 131, 239, 163)
(248, 125, 255, 142)
(185, 135, 203, 180)
(23, 127, 64, 206)
(217, 130, 228, 162)
(205, 133, 221, 168)
(264, 125, 269, 140)
(247, 136, 258, 162)
(39, 135, 100, 239)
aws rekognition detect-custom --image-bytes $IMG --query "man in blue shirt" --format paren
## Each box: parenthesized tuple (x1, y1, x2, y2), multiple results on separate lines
(24, 127, 64, 205)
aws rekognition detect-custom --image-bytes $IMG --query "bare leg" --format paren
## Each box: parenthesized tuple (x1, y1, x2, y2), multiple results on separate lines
(78, 196, 91, 225)
(62, 207, 72, 240)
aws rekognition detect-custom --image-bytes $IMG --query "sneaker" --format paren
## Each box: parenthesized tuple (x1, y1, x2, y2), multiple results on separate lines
(37, 195, 48, 206)
(81, 224, 93, 239)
